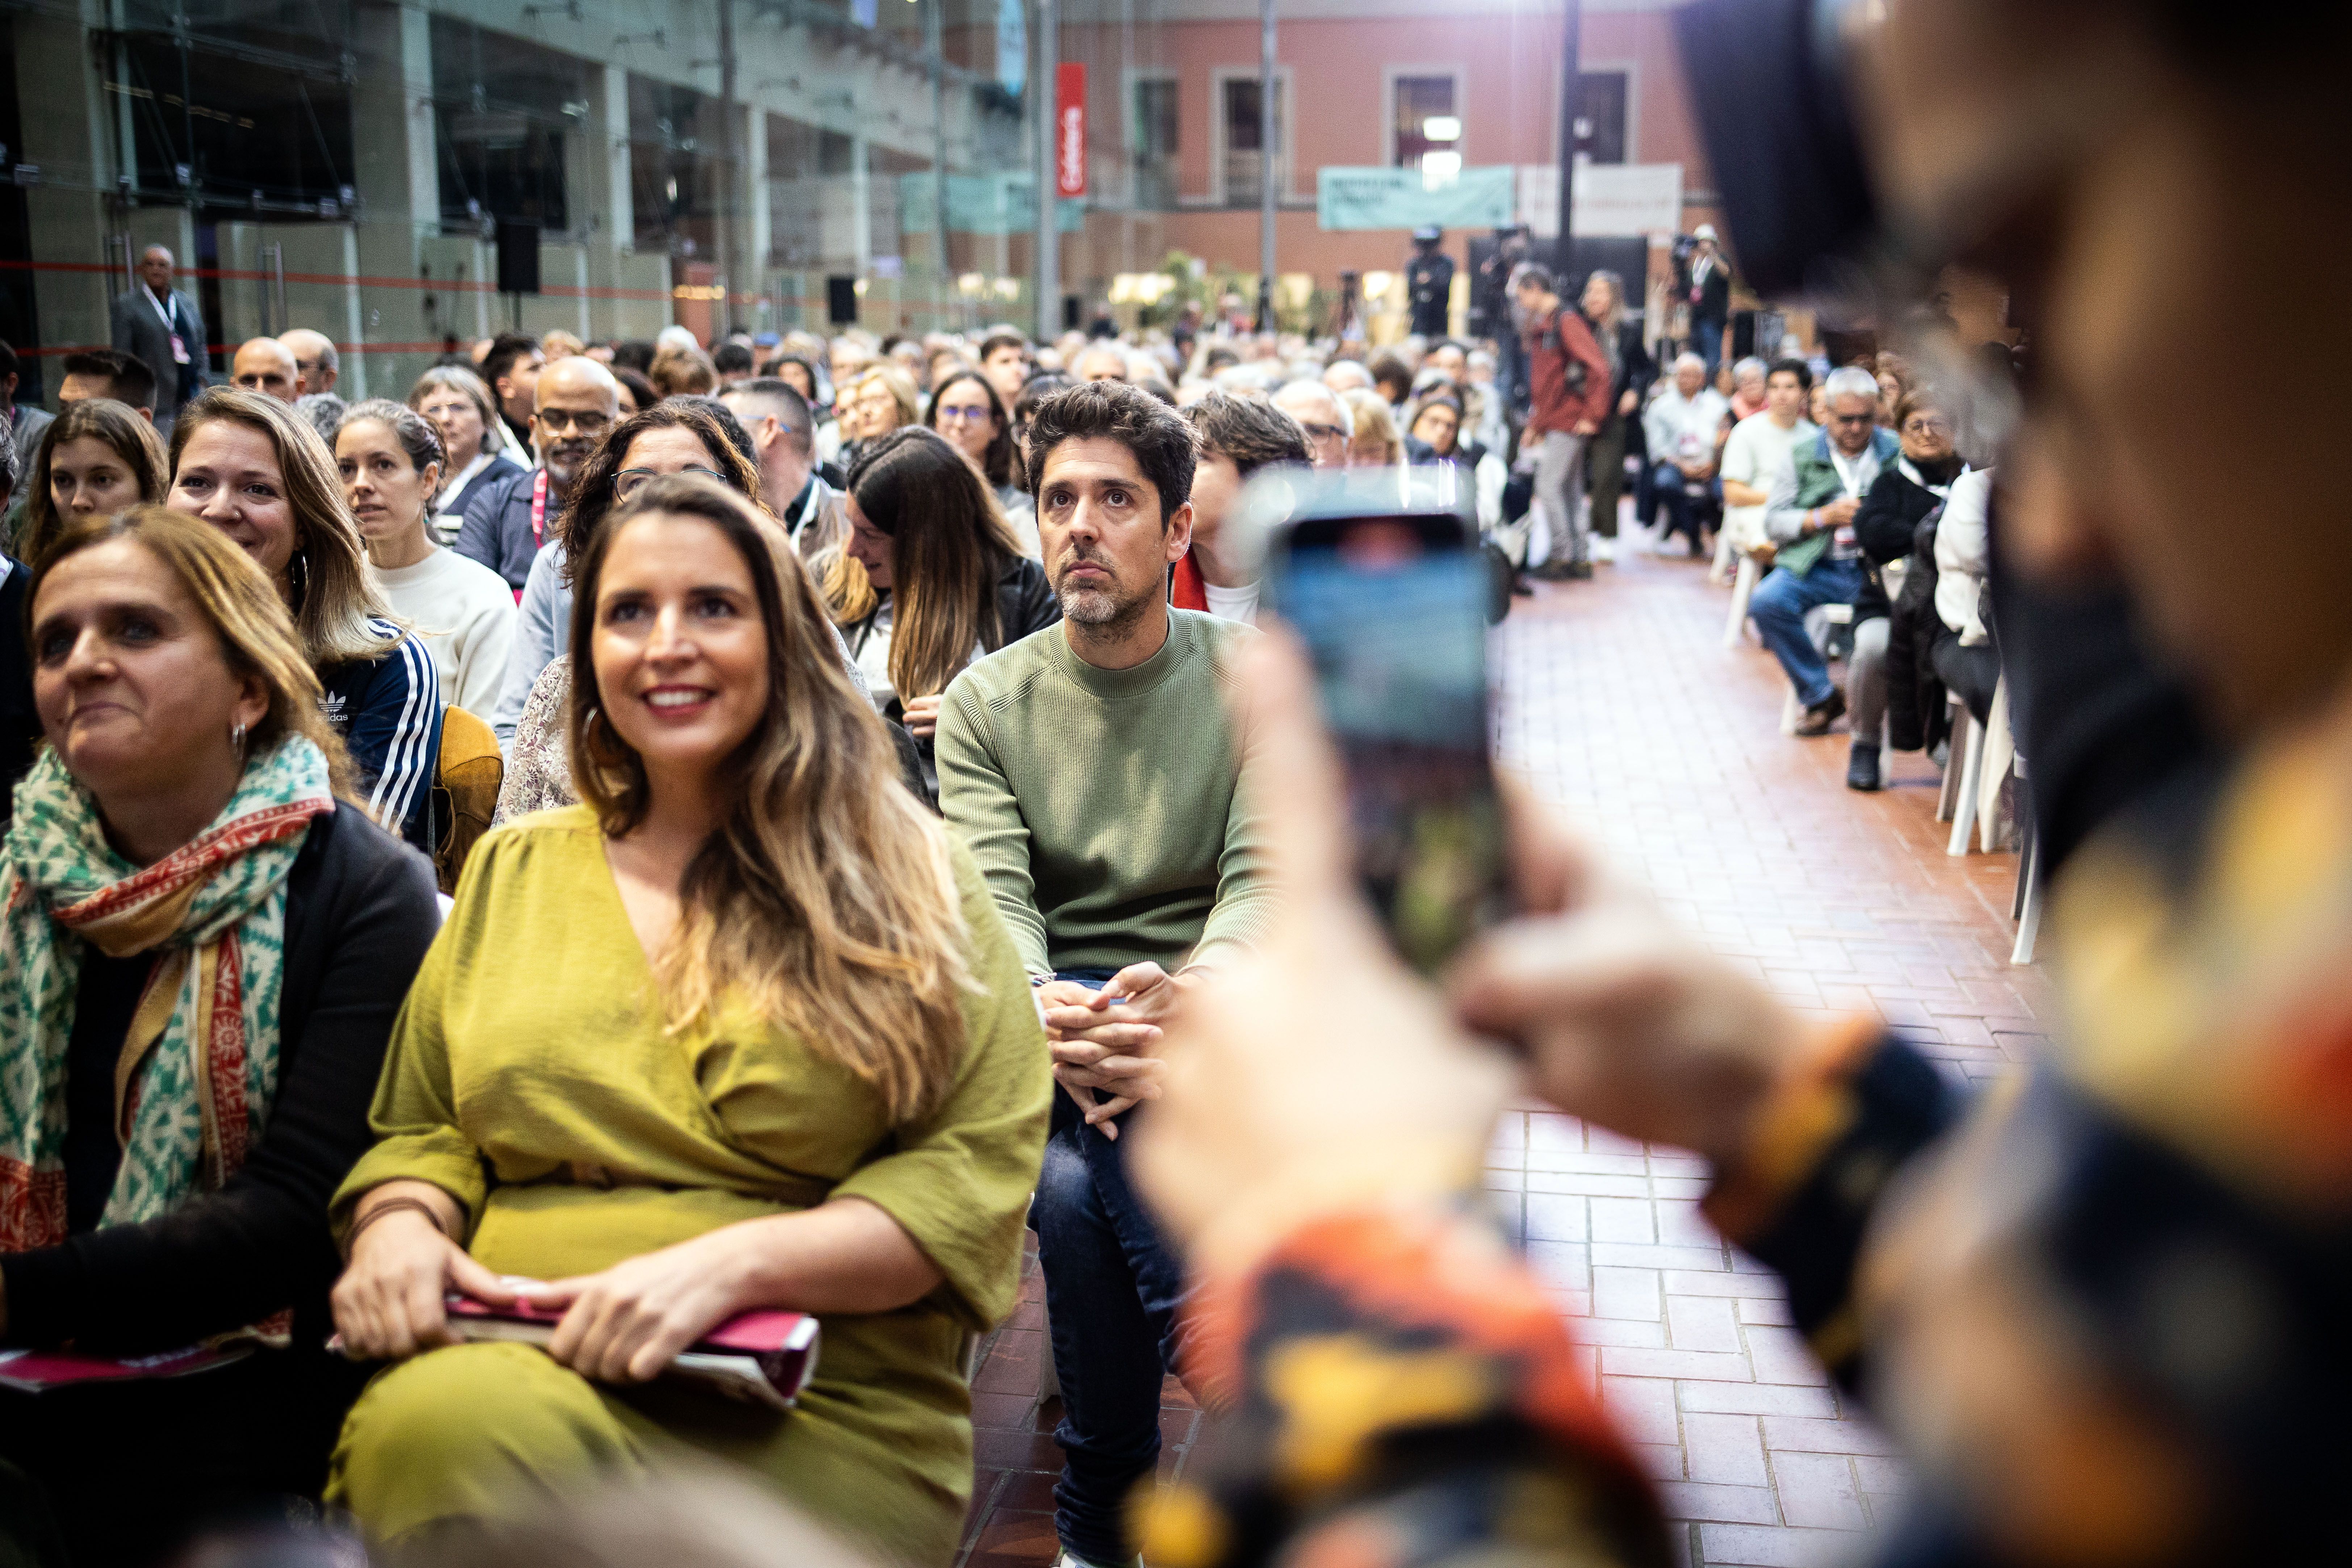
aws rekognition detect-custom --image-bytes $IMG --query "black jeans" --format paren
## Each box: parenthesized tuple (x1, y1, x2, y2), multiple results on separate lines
(1030, 969, 1189, 1567)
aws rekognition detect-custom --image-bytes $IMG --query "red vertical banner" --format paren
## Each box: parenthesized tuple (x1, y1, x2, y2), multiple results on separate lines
(1056, 62, 1088, 198)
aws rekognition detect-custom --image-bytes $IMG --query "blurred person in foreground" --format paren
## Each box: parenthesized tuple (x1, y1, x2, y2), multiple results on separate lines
(1124, 3, 2352, 1566)
(325, 479, 1047, 1566)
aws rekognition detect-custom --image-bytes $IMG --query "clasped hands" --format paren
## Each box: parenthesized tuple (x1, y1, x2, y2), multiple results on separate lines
(1039, 962, 1194, 1140)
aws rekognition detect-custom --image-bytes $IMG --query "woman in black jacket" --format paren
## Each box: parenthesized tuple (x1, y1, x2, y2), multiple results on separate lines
(0, 507, 439, 1566)
(1846, 388, 1968, 789)
(827, 427, 1058, 797)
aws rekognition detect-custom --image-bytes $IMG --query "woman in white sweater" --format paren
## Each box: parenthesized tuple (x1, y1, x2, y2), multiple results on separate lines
(333, 400, 517, 718)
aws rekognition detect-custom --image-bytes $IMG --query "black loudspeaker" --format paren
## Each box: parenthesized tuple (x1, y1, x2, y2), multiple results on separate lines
(826, 275, 858, 325)
(496, 220, 541, 296)
(1061, 294, 1080, 333)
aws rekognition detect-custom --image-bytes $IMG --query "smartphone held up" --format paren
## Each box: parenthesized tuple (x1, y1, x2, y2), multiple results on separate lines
(1243, 470, 1512, 974)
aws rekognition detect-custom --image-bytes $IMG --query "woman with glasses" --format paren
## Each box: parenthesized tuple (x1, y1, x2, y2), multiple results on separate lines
(838, 366, 918, 471)
(1847, 389, 1973, 790)
(922, 367, 1039, 559)
(494, 402, 759, 822)
(408, 366, 523, 544)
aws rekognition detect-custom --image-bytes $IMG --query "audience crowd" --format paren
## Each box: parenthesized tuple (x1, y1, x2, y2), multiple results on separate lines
(0, 8, 2327, 1558)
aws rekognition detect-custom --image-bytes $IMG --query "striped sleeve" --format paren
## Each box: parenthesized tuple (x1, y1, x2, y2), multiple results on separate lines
(343, 619, 442, 849)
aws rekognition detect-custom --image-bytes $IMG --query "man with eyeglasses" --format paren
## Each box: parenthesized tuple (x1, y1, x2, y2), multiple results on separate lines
(720, 377, 832, 550)
(456, 354, 620, 594)
(1271, 380, 1352, 469)
(1751, 364, 1901, 736)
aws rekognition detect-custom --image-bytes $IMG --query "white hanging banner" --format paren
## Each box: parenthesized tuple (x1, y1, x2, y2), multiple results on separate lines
(1517, 163, 1684, 239)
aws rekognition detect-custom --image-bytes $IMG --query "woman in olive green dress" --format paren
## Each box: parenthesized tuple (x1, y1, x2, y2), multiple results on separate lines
(324, 475, 1049, 1565)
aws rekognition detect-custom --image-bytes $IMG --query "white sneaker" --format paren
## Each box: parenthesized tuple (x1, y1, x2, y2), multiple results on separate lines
(1591, 536, 1615, 563)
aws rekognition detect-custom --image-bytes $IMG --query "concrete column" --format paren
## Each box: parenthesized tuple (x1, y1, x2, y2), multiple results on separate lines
(14, 3, 118, 369)
(348, 0, 441, 398)
(578, 63, 636, 331)
(851, 129, 872, 278)
(742, 105, 770, 322)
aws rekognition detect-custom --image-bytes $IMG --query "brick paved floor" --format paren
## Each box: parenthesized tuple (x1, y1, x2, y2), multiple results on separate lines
(959, 535, 2059, 1568)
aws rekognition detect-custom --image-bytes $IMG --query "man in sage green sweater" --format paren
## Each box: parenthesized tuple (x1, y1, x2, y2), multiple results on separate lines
(938, 381, 1276, 1568)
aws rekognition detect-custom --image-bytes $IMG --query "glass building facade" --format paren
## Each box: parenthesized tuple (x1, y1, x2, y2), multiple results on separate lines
(0, 0, 1175, 400)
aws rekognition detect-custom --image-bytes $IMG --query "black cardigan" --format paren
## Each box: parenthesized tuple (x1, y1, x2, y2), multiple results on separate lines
(0, 801, 441, 1352)
(1852, 464, 1949, 622)
(0, 556, 39, 815)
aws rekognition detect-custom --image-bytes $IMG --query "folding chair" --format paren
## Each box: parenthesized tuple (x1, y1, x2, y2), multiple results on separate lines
(2010, 753, 2043, 965)
(1724, 553, 1762, 648)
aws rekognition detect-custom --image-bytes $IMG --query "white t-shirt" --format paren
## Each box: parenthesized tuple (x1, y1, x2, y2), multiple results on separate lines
(372, 547, 519, 719)
(1201, 578, 1260, 625)
(1719, 414, 1816, 552)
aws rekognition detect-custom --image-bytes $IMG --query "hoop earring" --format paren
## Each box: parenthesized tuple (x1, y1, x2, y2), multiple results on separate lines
(288, 550, 310, 608)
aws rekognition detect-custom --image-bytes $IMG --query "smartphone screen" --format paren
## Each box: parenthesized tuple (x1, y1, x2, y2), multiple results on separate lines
(1267, 512, 1510, 973)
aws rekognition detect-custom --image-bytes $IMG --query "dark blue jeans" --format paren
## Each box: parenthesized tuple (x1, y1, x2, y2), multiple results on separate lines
(1030, 968, 1187, 1567)
(1750, 556, 1868, 708)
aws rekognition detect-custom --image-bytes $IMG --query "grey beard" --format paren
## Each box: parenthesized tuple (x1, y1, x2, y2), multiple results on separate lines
(1058, 584, 1121, 626)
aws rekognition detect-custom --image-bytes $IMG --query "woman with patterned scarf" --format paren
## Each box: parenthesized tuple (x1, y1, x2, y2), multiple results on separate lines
(0, 508, 440, 1567)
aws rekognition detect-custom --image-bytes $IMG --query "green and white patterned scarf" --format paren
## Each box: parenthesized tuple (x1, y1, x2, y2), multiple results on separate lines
(0, 736, 334, 1251)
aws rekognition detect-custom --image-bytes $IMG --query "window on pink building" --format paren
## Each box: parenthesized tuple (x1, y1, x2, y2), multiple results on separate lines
(1221, 77, 1285, 206)
(1391, 75, 1459, 173)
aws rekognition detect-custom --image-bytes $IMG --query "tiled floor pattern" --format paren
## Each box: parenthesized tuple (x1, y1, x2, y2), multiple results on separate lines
(960, 530, 2058, 1568)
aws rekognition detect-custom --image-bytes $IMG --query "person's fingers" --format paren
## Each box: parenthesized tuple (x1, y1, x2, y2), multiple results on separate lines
(447, 1252, 522, 1306)
(1227, 630, 1355, 905)
(625, 1313, 700, 1384)
(1059, 1076, 1102, 1121)
(1493, 773, 1604, 917)
(1104, 962, 1171, 1004)
(399, 1255, 449, 1353)
(1049, 1020, 1162, 1051)
(1449, 905, 1667, 1044)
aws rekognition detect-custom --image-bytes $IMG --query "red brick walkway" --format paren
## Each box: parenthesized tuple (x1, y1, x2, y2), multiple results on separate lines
(959, 542, 2056, 1568)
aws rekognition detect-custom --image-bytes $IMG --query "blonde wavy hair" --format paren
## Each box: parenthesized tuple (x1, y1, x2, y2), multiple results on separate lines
(565, 476, 977, 1122)
(168, 386, 396, 667)
(30, 506, 356, 798)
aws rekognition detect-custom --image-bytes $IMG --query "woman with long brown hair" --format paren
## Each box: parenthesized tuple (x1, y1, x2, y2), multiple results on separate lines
(13, 396, 169, 564)
(325, 477, 1047, 1564)
(0, 507, 438, 1566)
(827, 428, 1056, 780)
(166, 387, 442, 849)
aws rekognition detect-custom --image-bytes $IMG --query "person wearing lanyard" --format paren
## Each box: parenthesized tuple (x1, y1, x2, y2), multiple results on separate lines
(107, 246, 209, 430)
(1749, 365, 1902, 736)
(453, 356, 619, 596)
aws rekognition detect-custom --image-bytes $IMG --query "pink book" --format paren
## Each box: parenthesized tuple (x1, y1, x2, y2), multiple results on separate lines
(0, 1343, 252, 1392)
(441, 1295, 821, 1411)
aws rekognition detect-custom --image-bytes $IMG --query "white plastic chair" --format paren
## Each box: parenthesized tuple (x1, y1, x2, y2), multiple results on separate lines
(2010, 752, 2043, 965)
(1940, 677, 2012, 856)
(1723, 553, 1762, 647)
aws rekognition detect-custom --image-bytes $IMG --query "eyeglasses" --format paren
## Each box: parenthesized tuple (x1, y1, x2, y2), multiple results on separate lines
(1830, 412, 1876, 426)
(536, 408, 613, 436)
(1300, 423, 1347, 444)
(934, 403, 994, 425)
(1902, 416, 1953, 436)
(614, 465, 724, 498)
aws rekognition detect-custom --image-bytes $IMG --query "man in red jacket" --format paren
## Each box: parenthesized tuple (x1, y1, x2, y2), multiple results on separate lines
(1507, 262, 1614, 580)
